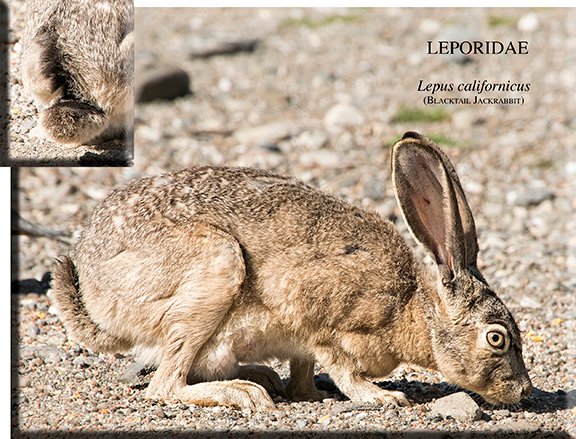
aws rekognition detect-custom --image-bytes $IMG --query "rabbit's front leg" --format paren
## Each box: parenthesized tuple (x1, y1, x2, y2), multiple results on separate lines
(326, 363, 411, 406)
(286, 357, 329, 401)
(316, 349, 411, 407)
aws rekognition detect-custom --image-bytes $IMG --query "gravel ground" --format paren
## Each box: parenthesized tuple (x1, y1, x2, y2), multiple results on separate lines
(14, 7, 576, 437)
(2, 0, 132, 167)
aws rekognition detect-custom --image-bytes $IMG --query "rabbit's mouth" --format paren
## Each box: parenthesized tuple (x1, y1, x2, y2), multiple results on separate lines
(476, 380, 531, 406)
(479, 391, 522, 406)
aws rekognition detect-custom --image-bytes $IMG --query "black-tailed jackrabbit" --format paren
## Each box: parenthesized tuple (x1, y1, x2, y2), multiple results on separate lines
(51, 132, 532, 410)
(21, 0, 133, 145)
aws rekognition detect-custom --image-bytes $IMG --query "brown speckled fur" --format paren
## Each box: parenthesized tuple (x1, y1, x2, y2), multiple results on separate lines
(51, 132, 532, 410)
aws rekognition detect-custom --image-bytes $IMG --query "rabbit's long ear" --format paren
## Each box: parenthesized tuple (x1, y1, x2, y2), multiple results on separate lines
(391, 132, 478, 278)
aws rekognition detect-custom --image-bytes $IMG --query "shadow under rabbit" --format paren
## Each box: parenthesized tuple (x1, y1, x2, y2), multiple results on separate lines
(79, 143, 132, 167)
(7, 124, 133, 167)
(119, 360, 572, 416)
(518, 387, 575, 414)
(381, 378, 573, 415)
(81, 127, 133, 165)
(6, 139, 132, 167)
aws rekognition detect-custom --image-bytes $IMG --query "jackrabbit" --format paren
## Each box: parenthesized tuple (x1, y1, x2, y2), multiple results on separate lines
(21, 0, 133, 145)
(51, 132, 532, 410)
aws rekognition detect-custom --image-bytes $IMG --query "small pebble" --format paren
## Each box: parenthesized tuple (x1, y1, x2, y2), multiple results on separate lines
(323, 103, 365, 129)
(27, 324, 41, 338)
(493, 409, 511, 417)
(135, 65, 191, 103)
(295, 419, 308, 429)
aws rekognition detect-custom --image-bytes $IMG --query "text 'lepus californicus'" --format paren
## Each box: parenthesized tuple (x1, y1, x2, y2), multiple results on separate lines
(21, 0, 133, 145)
(51, 132, 532, 410)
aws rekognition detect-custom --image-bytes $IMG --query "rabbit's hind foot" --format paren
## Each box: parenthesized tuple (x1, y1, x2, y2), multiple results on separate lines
(147, 380, 276, 411)
(40, 100, 109, 145)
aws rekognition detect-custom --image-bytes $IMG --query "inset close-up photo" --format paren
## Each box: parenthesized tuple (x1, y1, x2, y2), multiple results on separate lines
(13, 7, 576, 437)
(3, 0, 133, 167)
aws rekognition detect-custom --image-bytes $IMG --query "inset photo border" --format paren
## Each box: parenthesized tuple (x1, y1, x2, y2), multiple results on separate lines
(2, 0, 133, 167)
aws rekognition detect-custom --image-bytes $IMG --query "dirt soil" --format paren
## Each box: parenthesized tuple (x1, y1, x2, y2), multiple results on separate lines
(13, 7, 576, 437)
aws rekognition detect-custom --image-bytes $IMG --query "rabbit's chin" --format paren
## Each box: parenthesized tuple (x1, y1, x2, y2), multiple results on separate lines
(436, 365, 524, 406)
(447, 378, 525, 406)
(477, 393, 521, 407)
(477, 386, 526, 406)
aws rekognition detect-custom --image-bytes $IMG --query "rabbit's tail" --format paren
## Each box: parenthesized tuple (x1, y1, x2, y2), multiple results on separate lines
(41, 100, 109, 145)
(50, 256, 131, 353)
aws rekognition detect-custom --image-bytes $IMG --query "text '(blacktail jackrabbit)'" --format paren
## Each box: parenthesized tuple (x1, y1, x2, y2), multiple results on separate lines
(51, 132, 532, 410)
(21, 0, 133, 145)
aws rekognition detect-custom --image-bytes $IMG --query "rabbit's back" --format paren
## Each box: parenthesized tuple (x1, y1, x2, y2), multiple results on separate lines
(86, 167, 395, 243)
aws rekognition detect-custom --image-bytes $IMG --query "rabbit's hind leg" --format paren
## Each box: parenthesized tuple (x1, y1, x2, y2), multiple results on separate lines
(21, 25, 65, 107)
(144, 224, 275, 410)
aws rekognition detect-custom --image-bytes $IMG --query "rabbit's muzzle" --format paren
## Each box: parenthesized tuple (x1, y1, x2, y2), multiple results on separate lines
(480, 374, 532, 405)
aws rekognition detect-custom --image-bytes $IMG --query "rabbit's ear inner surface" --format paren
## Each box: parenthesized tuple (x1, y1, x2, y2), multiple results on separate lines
(392, 132, 479, 276)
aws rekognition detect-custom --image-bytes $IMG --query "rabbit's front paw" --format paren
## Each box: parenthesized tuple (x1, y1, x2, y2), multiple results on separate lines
(370, 389, 411, 407)
(343, 382, 412, 407)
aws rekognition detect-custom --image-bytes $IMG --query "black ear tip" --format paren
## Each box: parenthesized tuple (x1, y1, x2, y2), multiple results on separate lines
(401, 131, 423, 141)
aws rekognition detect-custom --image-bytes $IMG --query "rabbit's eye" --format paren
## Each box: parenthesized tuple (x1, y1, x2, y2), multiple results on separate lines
(486, 331, 505, 349)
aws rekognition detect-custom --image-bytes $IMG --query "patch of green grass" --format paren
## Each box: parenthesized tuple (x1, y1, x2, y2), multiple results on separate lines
(488, 15, 516, 28)
(530, 159, 555, 170)
(392, 107, 450, 124)
(427, 133, 459, 147)
(382, 137, 397, 149)
(282, 14, 363, 29)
